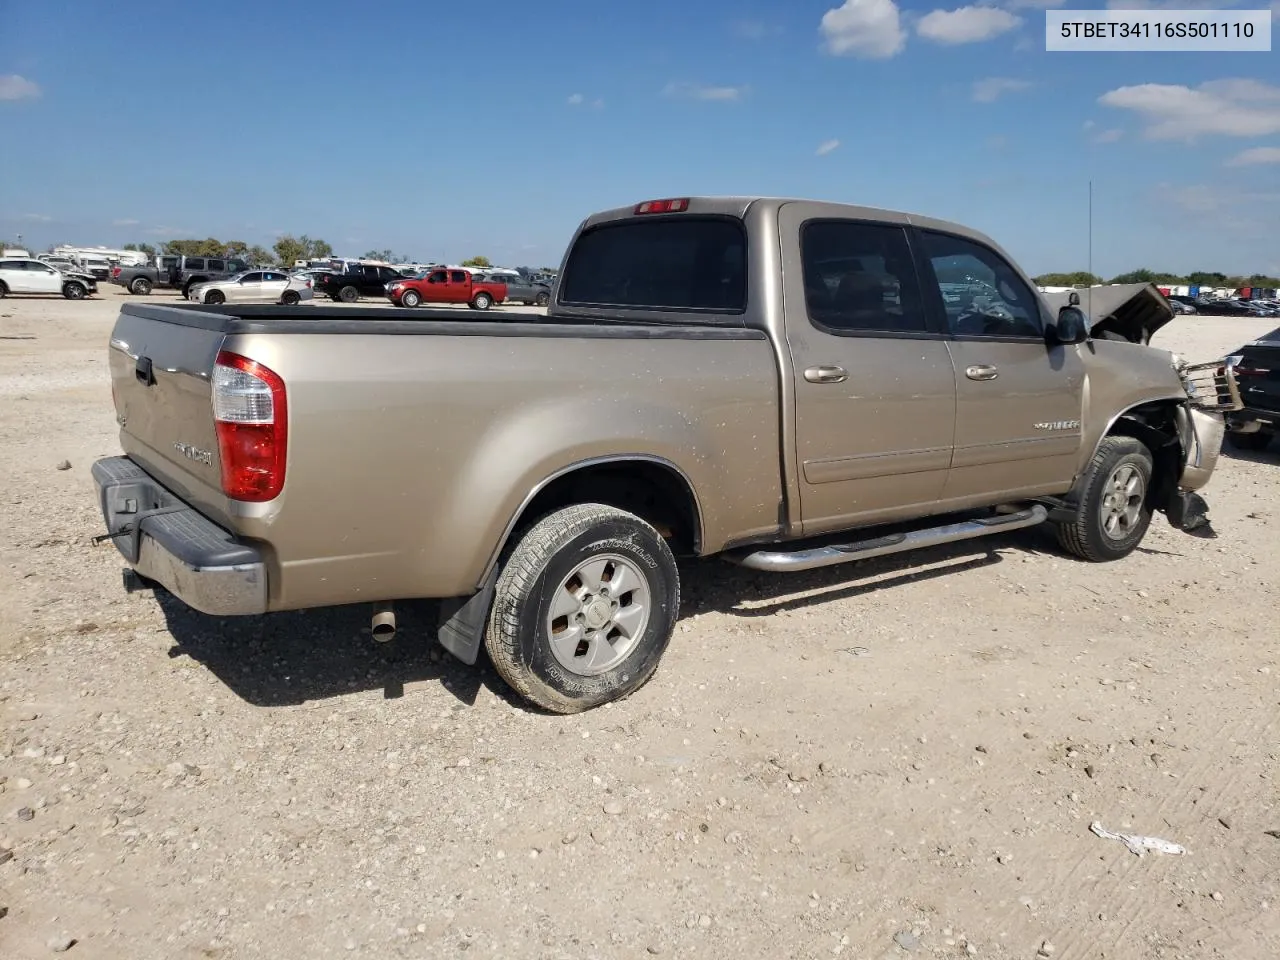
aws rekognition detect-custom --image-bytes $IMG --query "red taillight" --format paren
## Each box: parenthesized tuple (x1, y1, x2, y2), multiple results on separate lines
(212, 351, 287, 502)
(112, 266, 121, 278)
(634, 198, 689, 214)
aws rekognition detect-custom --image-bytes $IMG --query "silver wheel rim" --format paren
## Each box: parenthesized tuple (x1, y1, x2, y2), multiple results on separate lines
(403, 292, 418, 306)
(545, 553, 651, 676)
(1100, 463, 1144, 540)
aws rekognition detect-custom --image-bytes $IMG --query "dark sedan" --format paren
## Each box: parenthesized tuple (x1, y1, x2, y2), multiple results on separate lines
(1225, 326, 1280, 451)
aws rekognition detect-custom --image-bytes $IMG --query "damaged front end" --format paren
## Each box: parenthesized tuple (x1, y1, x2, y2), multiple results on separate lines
(1165, 358, 1244, 532)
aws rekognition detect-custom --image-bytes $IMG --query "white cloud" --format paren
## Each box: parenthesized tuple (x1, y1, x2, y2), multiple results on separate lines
(917, 6, 1021, 44)
(145, 226, 190, 237)
(20, 213, 52, 222)
(663, 82, 747, 102)
(1226, 146, 1280, 166)
(112, 218, 140, 226)
(1107, 0, 1240, 8)
(567, 93, 584, 106)
(816, 139, 841, 156)
(1004, 0, 1065, 6)
(820, 0, 907, 59)
(0, 74, 40, 101)
(971, 77, 1032, 103)
(1100, 78, 1280, 140)
(1082, 119, 1096, 129)
(1158, 183, 1280, 220)
(1091, 128, 1124, 143)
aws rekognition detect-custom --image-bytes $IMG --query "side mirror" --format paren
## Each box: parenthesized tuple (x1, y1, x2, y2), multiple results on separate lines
(1068, 291, 1081, 306)
(1051, 305, 1090, 345)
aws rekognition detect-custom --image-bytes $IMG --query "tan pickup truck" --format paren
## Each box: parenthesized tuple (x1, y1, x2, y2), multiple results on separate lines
(92, 197, 1241, 713)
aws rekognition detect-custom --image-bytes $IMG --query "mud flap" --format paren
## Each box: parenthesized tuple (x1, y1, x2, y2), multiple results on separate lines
(436, 568, 499, 665)
(1165, 490, 1214, 536)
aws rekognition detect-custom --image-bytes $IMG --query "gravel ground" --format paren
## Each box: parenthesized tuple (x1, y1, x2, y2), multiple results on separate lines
(1, 288, 1278, 960)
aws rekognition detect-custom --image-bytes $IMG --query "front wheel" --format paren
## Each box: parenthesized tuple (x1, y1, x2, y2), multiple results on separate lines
(1228, 430, 1273, 452)
(63, 282, 87, 300)
(534, 291, 550, 307)
(204, 290, 225, 305)
(1054, 436, 1153, 562)
(400, 290, 421, 308)
(130, 277, 152, 295)
(471, 292, 493, 311)
(484, 503, 680, 714)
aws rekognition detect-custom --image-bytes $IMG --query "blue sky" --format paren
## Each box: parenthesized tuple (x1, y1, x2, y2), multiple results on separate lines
(1, 0, 1278, 276)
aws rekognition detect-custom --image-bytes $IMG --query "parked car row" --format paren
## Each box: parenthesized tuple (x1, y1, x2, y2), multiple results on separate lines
(1168, 294, 1280, 318)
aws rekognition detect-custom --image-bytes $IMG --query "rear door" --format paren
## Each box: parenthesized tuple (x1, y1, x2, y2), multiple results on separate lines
(913, 228, 1085, 502)
(779, 203, 957, 533)
(449, 270, 470, 302)
(260, 271, 289, 300)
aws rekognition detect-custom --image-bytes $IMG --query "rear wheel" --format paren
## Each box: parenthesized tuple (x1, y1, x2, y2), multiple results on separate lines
(535, 291, 550, 307)
(63, 282, 87, 300)
(472, 292, 493, 311)
(281, 290, 301, 305)
(484, 504, 680, 714)
(1054, 436, 1154, 562)
(339, 285, 359, 304)
(1228, 430, 1273, 451)
(130, 277, 152, 295)
(205, 290, 226, 305)
(400, 289, 421, 308)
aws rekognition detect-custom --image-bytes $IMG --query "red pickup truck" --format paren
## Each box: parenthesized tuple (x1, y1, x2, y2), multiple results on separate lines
(386, 268, 507, 310)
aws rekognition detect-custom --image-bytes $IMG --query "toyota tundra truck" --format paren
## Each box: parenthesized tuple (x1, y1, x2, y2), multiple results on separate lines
(91, 197, 1241, 713)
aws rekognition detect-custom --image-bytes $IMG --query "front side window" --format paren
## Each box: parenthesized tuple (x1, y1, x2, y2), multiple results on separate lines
(800, 221, 927, 334)
(560, 216, 747, 313)
(918, 231, 1042, 339)
(427, 271, 446, 284)
(240, 272, 263, 284)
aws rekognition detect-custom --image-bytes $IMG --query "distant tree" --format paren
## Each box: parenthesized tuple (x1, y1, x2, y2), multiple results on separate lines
(273, 235, 306, 267)
(223, 240, 250, 258)
(247, 244, 274, 266)
(461, 255, 492, 268)
(124, 242, 158, 257)
(1033, 271, 1102, 287)
(305, 236, 333, 259)
(1107, 268, 1157, 285)
(1186, 271, 1228, 286)
(161, 238, 233, 257)
(362, 248, 402, 262)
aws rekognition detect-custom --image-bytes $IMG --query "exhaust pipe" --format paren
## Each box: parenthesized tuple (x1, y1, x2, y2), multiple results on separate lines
(371, 601, 396, 643)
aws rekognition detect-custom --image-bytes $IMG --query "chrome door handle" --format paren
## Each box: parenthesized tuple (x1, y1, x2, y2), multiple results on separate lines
(965, 364, 999, 381)
(804, 365, 848, 384)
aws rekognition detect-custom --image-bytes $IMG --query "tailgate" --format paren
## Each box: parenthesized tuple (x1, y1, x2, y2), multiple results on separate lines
(109, 308, 228, 509)
(1239, 343, 1280, 414)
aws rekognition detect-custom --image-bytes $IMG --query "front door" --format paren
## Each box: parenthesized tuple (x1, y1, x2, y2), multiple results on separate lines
(780, 204, 957, 534)
(230, 272, 263, 301)
(25, 261, 63, 293)
(913, 228, 1086, 503)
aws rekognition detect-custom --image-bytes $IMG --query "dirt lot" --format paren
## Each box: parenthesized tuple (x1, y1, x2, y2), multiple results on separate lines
(1, 288, 1278, 960)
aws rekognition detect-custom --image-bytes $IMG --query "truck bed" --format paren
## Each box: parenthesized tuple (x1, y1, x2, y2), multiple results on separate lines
(120, 302, 765, 339)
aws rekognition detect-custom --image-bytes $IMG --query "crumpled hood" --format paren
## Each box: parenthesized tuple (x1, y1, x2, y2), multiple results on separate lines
(1041, 282, 1174, 345)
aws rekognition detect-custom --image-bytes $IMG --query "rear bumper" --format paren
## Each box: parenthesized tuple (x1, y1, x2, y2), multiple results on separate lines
(91, 456, 268, 616)
(1227, 405, 1279, 433)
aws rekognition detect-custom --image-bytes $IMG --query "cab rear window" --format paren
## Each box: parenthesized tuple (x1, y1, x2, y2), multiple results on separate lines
(560, 217, 746, 313)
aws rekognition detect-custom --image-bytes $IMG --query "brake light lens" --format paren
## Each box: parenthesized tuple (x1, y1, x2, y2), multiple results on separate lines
(112, 266, 121, 278)
(634, 198, 689, 214)
(212, 351, 287, 502)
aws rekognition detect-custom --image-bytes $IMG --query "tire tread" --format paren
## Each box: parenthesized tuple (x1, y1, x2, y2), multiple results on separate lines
(1054, 435, 1150, 562)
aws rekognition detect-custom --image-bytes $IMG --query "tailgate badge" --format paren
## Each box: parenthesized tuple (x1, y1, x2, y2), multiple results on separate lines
(173, 441, 212, 466)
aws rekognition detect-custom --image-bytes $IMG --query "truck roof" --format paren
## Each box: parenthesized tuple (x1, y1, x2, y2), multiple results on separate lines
(581, 196, 996, 248)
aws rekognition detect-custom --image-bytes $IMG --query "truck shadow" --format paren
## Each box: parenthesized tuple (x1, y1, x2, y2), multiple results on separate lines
(156, 526, 1054, 711)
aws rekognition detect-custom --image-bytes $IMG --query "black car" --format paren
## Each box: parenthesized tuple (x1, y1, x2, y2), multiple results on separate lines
(314, 263, 406, 302)
(1226, 326, 1280, 452)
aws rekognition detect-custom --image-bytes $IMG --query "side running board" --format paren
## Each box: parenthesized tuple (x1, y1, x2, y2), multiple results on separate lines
(726, 505, 1048, 573)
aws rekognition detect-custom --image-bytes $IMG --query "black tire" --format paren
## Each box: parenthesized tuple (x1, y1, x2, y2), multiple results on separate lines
(534, 291, 550, 307)
(130, 277, 152, 295)
(484, 503, 680, 714)
(339, 285, 359, 304)
(400, 289, 421, 308)
(205, 290, 225, 305)
(472, 292, 493, 311)
(281, 291, 301, 305)
(0, 281, 8, 298)
(1054, 436, 1154, 562)
(63, 282, 86, 300)
(1228, 430, 1273, 451)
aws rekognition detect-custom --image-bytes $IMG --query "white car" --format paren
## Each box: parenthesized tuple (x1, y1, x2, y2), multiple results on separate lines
(0, 256, 98, 300)
(187, 270, 314, 306)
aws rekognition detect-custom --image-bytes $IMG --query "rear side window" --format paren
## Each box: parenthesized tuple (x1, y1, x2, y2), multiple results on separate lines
(450, 270, 467, 283)
(560, 217, 747, 313)
(207, 259, 225, 271)
(801, 221, 927, 334)
(186, 258, 205, 270)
